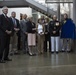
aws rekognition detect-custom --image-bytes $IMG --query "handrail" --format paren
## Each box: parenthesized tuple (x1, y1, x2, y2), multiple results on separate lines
(25, 0, 57, 15)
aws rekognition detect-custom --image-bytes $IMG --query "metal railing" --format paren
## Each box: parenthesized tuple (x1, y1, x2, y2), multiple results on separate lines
(25, 0, 57, 15)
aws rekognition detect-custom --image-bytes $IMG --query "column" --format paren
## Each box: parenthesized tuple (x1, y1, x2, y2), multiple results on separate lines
(73, 0, 76, 52)
(73, 0, 76, 24)
(57, 3, 60, 20)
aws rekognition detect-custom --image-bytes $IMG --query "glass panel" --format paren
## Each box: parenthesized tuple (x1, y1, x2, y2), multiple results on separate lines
(34, 0, 47, 6)
(47, 4, 58, 11)
(33, 0, 57, 11)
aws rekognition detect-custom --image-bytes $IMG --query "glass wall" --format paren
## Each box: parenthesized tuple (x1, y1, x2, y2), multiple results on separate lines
(34, 0, 58, 11)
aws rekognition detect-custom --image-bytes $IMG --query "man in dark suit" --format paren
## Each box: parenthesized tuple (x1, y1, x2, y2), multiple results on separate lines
(20, 14, 28, 54)
(10, 11, 20, 55)
(0, 6, 13, 63)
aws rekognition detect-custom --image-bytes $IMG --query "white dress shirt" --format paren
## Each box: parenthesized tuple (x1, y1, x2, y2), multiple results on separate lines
(38, 24, 43, 34)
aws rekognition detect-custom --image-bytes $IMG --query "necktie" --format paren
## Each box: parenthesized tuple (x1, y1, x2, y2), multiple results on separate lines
(5, 16, 9, 21)
(13, 18, 17, 28)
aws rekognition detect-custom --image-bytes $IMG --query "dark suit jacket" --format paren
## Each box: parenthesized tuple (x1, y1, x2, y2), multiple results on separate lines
(49, 20, 61, 36)
(10, 17, 20, 36)
(20, 19, 27, 35)
(0, 14, 13, 36)
(26, 21, 36, 33)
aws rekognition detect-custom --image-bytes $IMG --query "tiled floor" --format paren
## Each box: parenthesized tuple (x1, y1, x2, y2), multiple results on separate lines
(0, 52, 76, 75)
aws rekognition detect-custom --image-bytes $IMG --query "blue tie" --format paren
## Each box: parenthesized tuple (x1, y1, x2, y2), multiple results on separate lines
(13, 18, 17, 27)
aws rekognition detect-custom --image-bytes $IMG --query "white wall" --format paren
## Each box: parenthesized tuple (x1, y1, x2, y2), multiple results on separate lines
(0, 7, 32, 20)
(70, 4, 73, 19)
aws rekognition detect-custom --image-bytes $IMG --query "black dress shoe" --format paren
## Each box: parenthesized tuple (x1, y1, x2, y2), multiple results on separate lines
(27, 51, 29, 54)
(29, 54, 33, 56)
(61, 50, 65, 52)
(9, 53, 14, 56)
(51, 52, 54, 53)
(4, 58, 12, 61)
(56, 51, 59, 54)
(0, 60, 6, 63)
(29, 53, 35, 56)
(67, 51, 71, 53)
(32, 54, 36, 56)
(14, 50, 20, 55)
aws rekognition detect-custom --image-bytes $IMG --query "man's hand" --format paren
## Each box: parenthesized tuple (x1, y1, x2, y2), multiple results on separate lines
(53, 31, 56, 34)
(25, 32, 28, 35)
(5, 30, 12, 34)
(45, 32, 48, 34)
(14, 28, 20, 32)
(40, 32, 44, 35)
(8, 31, 12, 34)
(32, 28, 36, 30)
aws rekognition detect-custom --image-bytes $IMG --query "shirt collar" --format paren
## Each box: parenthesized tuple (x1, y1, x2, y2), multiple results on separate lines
(23, 19, 27, 21)
(3, 13, 7, 17)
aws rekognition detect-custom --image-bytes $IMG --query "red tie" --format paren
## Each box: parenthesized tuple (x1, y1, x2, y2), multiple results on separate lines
(5, 16, 9, 21)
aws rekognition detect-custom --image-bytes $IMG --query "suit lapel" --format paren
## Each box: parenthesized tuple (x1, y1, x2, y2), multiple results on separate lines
(23, 20, 26, 26)
(3, 14, 9, 22)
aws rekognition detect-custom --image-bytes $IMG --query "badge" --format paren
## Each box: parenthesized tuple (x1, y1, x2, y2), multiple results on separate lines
(56, 22, 59, 26)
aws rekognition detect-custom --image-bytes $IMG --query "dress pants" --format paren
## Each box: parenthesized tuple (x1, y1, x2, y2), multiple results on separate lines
(61, 39, 71, 51)
(51, 36, 60, 52)
(17, 33, 21, 50)
(0, 35, 10, 60)
(38, 34, 44, 53)
(10, 32, 17, 53)
(21, 34, 28, 52)
(44, 34, 51, 52)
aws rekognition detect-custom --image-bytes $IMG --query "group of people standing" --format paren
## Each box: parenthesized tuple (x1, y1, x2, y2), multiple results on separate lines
(0, 6, 76, 63)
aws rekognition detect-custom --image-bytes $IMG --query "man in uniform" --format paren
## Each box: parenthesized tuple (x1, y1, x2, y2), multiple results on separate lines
(49, 15, 61, 53)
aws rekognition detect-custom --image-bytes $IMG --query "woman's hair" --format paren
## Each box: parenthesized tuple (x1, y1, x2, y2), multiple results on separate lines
(44, 18, 49, 23)
(38, 18, 41, 23)
(64, 13, 68, 17)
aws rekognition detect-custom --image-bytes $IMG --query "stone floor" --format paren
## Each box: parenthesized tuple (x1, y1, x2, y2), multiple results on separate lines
(0, 52, 76, 75)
